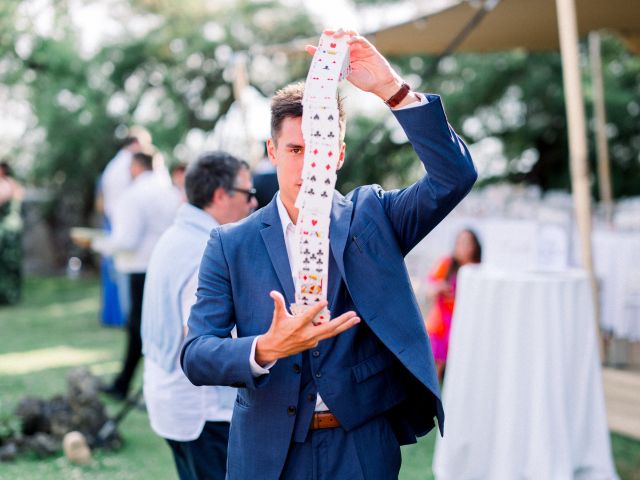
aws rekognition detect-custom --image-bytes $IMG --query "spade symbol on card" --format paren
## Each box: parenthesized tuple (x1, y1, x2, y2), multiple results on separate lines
(324, 178, 331, 185)
(310, 175, 317, 182)
(328, 114, 334, 121)
(313, 113, 320, 120)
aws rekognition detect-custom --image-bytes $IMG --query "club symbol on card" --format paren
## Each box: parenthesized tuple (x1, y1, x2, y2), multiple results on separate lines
(323, 65, 329, 70)
(321, 191, 328, 198)
(317, 249, 324, 255)
(303, 266, 310, 272)
(317, 258, 323, 265)
(303, 258, 310, 264)
(310, 253, 316, 260)
(328, 132, 335, 138)
(307, 188, 315, 195)
(303, 248, 310, 255)
(313, 131, 321, 137)
(303, 239, 309, 244)
(324, 178, 331, 185)
(310, 175, 317, 182)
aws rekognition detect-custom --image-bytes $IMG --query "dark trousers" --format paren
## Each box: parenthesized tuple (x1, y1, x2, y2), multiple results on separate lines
(280, 415, 402, 480)
(113, 272, 145, 396)
(166, 421, 230, 480)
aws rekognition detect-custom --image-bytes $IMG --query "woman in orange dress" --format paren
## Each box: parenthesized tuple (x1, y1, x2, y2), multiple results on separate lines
(425, 229, 481, 381)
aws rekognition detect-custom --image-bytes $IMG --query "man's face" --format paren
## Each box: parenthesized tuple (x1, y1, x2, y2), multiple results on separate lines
(267, 116, 345, 211)
(223, 168, 257, 223)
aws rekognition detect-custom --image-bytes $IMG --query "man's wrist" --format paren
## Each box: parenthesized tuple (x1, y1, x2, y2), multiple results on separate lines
(255, 334, 279, 366)
(372, 77, 404, 102)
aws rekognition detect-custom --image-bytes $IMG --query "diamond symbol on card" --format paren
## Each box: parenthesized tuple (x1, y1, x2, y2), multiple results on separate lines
(325, 164, 331, 170)
(328, 151, 333, 157)
(313, 149, 318, 155)
(311, 162, 316, 167)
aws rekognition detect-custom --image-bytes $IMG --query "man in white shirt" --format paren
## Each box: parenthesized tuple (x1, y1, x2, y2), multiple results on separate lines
(94, 150, 182, 399)
(141, 152, 257, 480)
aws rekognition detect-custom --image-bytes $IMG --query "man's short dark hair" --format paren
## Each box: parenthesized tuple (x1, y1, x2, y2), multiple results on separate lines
(185, 152, 249, 209)
(132, 151, 153, 170)
(270, 82, 346, 143)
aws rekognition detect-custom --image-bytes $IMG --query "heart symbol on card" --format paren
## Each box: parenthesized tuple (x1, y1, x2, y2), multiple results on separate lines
(312, 219, 318, 226)
(303, 231, 309, 235)
(311, 162, 316, 168)
(330, 43, 336, 48)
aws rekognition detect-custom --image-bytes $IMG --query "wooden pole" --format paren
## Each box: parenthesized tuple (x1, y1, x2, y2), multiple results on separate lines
(589, 32, 614, 224)
(554, 0, 602, 359)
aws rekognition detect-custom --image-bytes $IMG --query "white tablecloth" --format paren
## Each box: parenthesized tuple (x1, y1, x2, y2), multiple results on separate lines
(592, 230, 640, 341)
(433, 266, 617, 480)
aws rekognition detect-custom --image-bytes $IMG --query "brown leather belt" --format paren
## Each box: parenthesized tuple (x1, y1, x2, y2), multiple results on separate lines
(310, 411, 341, 430)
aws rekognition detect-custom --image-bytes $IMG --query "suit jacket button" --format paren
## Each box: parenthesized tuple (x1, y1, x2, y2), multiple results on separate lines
(312, 350, 320, 357)
(315, 372, 322, 378)
(293, 363, 301, 374)
(287, 406, 297, 416)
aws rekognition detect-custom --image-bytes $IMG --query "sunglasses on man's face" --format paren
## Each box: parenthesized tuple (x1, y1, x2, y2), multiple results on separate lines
(230, 187, 257, 203)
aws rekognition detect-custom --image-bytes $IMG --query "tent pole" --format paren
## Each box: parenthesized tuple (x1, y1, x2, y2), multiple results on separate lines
(589, 31, 614, 224)
(555, 0, 602, 360)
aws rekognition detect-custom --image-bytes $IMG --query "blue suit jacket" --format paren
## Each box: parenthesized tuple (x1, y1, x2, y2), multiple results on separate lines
(181, 95, 477, 479)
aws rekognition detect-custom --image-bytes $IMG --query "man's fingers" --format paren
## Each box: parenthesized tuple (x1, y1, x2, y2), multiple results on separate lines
(300, 300, 329, 323)
(304, 45, 316, 56)
(314, 312, 360, 340)
(270, 291, 289, 319)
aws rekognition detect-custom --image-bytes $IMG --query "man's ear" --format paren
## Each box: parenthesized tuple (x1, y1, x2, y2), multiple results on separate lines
(267, 138, 277, 166)
(336, 142, 346, 171)
(212, 186, 227, 205)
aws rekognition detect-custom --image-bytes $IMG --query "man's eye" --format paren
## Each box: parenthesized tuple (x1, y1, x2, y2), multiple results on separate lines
(291, 148, 303, 154)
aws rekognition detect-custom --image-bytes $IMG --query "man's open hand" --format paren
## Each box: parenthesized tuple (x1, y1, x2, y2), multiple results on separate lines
(255, 291, 360, 366)
(305, 28, 406, 102)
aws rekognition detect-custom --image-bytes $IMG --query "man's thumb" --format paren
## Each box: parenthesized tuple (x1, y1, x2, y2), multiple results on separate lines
(270, 291, 287, 317)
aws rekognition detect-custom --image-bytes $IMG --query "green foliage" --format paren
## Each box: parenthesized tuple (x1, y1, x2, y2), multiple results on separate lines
(365, 34, 640, 198)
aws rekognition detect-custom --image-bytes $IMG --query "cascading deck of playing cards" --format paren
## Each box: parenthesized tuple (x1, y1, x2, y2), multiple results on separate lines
(290, 33, 351, 325)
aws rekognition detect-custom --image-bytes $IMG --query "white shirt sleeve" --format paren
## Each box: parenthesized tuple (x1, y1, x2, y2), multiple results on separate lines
(391, 92, 428, 111)
(181, 271, 199, 327)
(249, 336, 276, 376)
(93, 191, 144, 255)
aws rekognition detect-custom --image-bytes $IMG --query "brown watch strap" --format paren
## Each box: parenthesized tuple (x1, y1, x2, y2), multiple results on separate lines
(384, 82, 411, 108)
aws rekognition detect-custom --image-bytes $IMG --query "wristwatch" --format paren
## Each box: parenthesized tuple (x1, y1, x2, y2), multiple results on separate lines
(384, 82, 411, 108)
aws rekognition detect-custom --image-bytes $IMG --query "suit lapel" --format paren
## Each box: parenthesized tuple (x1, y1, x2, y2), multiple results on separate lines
(259, 199, 295, 305)
(329, 192, 353, 281)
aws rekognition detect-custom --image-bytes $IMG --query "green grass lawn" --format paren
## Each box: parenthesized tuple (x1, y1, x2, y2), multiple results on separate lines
(0, 276, 639, 479)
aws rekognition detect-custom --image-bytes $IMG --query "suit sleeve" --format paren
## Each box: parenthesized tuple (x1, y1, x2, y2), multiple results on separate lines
(180, 228, 269, 390)
(381, 94, 477, 255)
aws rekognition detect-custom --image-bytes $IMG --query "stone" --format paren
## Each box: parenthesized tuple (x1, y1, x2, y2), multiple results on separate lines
(63, 431, 92, 465)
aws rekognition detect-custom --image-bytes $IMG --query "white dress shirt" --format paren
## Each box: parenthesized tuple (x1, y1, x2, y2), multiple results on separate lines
(93, 171, 181, 273)
(144, 269, 233, 442)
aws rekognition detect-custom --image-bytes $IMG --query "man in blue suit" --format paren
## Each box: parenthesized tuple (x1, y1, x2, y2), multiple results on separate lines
(181, 29, 477, 479)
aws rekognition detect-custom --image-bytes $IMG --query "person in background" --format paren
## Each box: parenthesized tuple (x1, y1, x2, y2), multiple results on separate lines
(93, 149, 182, 400)
(142, 152, 256, 480)
(0, 161, 25, 304)
(170, 161, 188, 201)
(99, 126, 153, 327)
(424, 228, 482, 382)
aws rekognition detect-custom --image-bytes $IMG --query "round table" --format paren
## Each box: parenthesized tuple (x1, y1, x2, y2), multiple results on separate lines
(433, 266, 617, 480)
